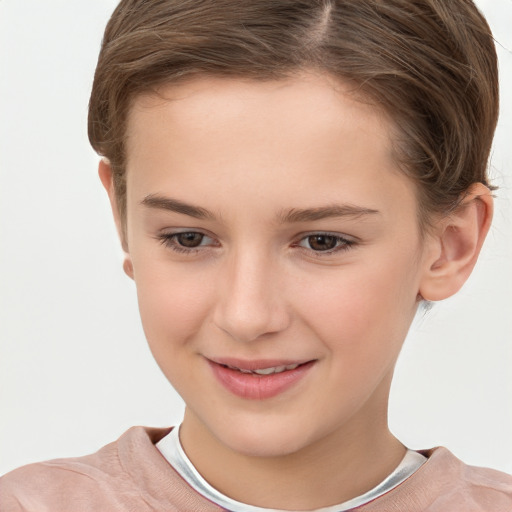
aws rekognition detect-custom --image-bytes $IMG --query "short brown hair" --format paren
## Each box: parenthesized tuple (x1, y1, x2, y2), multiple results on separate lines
(88, 0, 499, 229)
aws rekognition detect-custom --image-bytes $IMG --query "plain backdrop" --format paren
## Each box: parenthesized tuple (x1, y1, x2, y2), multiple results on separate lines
(1, 0, 511, 476)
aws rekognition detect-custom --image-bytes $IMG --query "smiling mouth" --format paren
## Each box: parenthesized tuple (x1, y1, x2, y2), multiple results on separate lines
(208, 359, 316, 399)
(220, 363, 304, 375)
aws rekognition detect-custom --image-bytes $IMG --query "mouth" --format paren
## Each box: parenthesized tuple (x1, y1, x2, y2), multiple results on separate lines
(207, 358, 316, 400)
(220, 362, 306, 375)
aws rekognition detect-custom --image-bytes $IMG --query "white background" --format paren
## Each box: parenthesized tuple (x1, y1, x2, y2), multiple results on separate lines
(1, 0, 511, 475)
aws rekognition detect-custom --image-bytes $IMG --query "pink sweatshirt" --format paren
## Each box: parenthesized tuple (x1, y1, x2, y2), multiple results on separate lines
(1, 426, 511, 511)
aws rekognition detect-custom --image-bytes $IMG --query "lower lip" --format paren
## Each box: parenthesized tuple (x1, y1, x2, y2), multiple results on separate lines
(208, 360, 315, 400)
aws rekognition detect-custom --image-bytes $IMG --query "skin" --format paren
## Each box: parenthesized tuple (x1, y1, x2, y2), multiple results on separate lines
(100, 72, 492, 510)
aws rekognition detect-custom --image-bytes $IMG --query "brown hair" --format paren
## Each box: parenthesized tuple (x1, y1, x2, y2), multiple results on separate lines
(88, 0, 499, 230)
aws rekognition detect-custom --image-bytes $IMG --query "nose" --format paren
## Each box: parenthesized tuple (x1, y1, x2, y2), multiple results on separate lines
(212, 249, 291, 343)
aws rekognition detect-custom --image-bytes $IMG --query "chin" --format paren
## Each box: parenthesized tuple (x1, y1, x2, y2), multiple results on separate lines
(224, 432, 307, 458)
(212, 414, 317, 458)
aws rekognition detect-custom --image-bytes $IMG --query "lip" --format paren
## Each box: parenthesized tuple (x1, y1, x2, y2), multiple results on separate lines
(209, 357, 313, 371)
(207, 358, 316, 400)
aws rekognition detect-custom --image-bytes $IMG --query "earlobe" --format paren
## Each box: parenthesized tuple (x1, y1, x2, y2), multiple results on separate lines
(123, 256, 134, 279)
(419, 183, 493, 302)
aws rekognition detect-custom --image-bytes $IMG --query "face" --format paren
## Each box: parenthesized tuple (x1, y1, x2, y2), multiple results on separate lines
(121, 72, 433, 458)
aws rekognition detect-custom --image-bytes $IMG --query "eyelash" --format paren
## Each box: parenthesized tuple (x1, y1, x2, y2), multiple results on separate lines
(156, 231, 356, 256)
(157, 232, 217, 254)
(295, 233, 356, 256)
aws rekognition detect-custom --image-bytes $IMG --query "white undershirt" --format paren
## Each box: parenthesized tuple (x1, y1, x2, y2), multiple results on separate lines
(156, 425, 427, 512)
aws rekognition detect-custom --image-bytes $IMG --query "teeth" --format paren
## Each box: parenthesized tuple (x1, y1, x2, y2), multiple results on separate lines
(253, 367, 279, 375)
(225, 363, 302, 375)
(249, 363, 301, 375)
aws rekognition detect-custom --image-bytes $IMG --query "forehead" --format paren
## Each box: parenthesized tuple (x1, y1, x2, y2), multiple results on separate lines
(124, 73, 417, 223)
(126, 71, 393, 160)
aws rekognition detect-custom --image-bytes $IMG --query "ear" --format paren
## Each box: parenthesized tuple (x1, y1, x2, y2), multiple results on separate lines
(419, 183, 493, 301)
(98, 159, 134, 280)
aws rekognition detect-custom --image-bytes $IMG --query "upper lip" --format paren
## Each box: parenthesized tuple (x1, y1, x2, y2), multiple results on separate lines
(206, 357, 315, 371)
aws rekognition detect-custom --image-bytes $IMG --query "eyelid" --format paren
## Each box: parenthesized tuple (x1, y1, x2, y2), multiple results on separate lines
(156, 229, 219, 253)
(294, 231, 357, 255)
(295, 230, 358, 244)
(154, 229, 357, 256)
(157, 227, 218, 240)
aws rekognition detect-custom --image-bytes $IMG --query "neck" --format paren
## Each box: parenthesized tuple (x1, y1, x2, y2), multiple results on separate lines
(180, 391, 405, 510)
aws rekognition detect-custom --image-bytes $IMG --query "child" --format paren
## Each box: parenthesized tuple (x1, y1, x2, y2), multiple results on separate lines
(1, 0, 511, 510)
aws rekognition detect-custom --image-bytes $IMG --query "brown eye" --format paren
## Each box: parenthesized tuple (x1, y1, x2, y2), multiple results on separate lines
(176, 232, 204, 247)
(307, 235, 338, 251)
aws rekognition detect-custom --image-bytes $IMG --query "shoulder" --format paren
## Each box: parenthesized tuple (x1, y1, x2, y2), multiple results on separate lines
(364, 447, 512, 512)
(0, 445, 117, 511)
(0, 426, 149, 512)
(426, 447, 512, 506)
(0, 426, 220, 512)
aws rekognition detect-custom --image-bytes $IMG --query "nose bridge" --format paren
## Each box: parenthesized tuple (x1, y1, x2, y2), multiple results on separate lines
(213, 244, 289, 342)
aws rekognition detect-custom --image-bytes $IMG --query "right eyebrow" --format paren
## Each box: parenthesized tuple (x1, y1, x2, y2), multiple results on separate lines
(141, 194, 216, 220)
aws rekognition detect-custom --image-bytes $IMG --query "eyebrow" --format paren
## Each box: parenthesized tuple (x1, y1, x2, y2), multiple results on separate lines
(277, 204, 380, 223)
(141, 194, 380, 222)
(141, 194, 215, 219)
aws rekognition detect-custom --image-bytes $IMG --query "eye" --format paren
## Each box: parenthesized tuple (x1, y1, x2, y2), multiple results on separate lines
(157, 231, 216, 253)
(297, 233, 355, 254)
(175, 232, 205, 248)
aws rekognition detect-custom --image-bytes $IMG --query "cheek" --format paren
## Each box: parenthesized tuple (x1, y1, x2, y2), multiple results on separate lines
(292, 254, 419, 358)
(133, 259, 215, 353)
(133, 262, 219, 396)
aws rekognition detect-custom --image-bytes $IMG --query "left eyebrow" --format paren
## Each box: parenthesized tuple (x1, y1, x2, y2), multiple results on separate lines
(277, 204, 380, 223)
